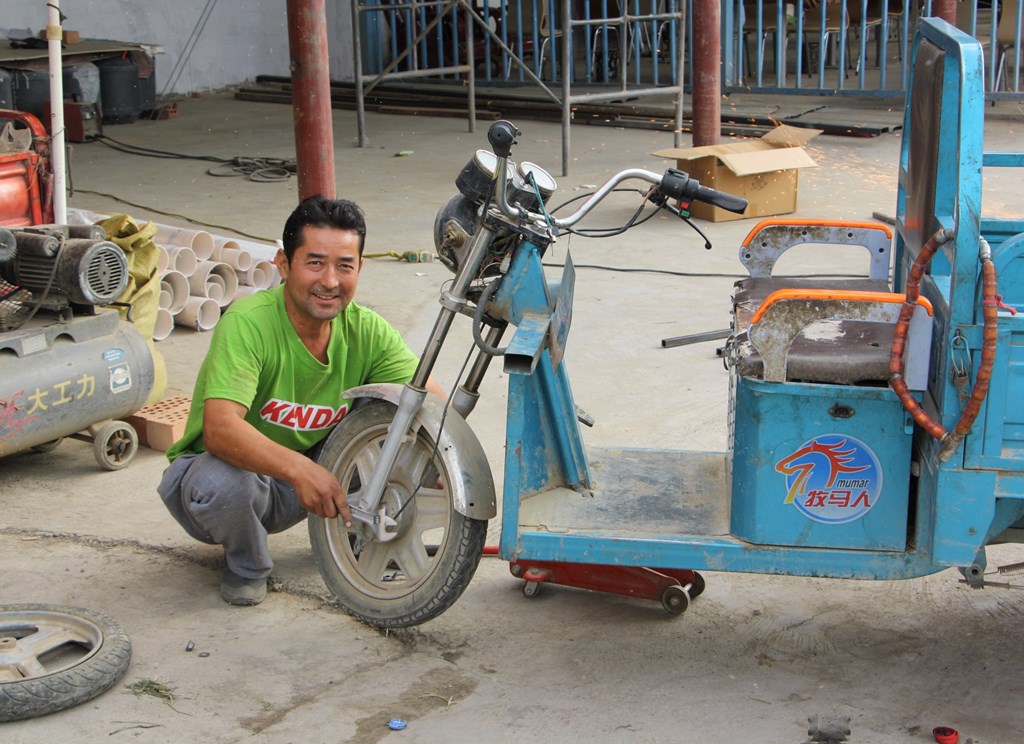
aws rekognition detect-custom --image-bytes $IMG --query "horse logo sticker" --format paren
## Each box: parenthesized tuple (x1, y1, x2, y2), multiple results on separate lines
(774, 434, 882, 524)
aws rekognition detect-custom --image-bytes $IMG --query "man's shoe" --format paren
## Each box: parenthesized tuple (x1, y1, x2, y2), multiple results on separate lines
(220, 569, 267, 606)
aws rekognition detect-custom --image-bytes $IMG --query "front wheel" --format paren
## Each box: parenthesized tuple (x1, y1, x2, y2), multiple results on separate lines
(309, 401, 487, 628)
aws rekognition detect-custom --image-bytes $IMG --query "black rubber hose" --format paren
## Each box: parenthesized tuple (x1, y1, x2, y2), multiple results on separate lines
(472, 279, 507, 356)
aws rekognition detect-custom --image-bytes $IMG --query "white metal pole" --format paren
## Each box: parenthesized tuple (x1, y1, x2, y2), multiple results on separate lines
(46, 0, 67, 224)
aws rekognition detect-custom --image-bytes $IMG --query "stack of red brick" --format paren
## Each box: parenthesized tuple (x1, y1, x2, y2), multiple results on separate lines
(126, 396, 190, 452)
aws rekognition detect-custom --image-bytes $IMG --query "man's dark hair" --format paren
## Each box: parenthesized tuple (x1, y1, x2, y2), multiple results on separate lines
(281, 195, 367, 262)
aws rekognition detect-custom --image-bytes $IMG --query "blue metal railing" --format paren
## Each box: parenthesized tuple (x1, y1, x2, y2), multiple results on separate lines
(357, 1, 1023, 100)
(725, 0, 1023, 99)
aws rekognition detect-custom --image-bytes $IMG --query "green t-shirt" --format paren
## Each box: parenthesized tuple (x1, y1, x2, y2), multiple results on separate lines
(166, 286, 419, 461)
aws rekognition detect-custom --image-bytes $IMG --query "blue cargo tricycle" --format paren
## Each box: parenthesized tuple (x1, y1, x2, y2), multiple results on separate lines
(306, 18, 1024, 628)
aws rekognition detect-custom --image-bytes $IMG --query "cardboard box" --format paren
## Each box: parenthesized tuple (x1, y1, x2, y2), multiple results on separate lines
(652, 125, 822, 222)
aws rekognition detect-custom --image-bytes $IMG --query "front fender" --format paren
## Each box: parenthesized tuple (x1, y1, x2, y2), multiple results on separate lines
(344, 384, 497, 520)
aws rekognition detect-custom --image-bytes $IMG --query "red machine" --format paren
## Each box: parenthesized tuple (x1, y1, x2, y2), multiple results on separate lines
(0, 109, 54, 228)
(509, 559, 705, 614)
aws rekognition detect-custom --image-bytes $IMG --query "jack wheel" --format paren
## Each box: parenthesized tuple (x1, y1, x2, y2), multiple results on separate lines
(92, 421, 139, 471)
(522, 581, 541, 598)
(688, 571, 706, 599)
(661, 584, 690, 615)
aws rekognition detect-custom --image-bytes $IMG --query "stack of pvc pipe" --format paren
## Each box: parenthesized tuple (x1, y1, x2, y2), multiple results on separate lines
(68, 210, 282, 342)
(150, 224, 282, 341)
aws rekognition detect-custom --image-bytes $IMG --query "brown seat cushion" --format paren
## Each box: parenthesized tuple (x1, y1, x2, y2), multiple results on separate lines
(731, 276, 895, 385)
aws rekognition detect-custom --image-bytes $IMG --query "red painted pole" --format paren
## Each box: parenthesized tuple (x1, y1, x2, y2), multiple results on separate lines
(286, 0, 336, 200)
(931, 0, 956, 25)
(692, 0, 721, 147)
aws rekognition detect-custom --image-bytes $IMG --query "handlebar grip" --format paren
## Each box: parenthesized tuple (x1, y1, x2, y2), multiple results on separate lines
(694, 184, 748, 215)
(659, 168, 747, 215)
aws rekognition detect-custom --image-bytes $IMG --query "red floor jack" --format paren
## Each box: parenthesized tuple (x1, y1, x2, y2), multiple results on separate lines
(508, 559, 706, 615)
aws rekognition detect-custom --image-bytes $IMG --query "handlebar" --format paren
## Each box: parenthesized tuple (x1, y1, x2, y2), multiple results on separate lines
(487, 120, 748, 228)
(659, 168, 749, 215)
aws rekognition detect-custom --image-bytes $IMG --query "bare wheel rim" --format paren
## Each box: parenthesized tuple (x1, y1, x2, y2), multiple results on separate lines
(320, 417, 454, 600)
(0, 609, 104, 682)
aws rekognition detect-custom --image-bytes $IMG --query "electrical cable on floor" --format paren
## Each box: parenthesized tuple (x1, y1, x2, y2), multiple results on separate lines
(363, 250, 433, 263)
(71, 188, 275, 243)
(71, 185, 869, 281)
(94, 135, 297, 182)
(543, 262, 747, 278)
(94, 134, 222, 161)
(543, 262, 872, 280)
(206, 158, 295, 181)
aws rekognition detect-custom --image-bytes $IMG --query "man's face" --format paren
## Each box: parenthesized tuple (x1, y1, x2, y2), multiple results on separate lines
(276, 225, 363, 323)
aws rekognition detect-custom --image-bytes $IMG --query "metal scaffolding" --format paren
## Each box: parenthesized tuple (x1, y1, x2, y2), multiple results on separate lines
(351, 1, 688, 176)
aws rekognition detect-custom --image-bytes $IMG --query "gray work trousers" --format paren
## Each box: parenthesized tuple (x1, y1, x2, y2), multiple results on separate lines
(157, 452, 308, 579)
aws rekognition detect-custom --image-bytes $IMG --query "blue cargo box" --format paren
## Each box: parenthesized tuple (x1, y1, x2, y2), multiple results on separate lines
(730, 375, 913, 551)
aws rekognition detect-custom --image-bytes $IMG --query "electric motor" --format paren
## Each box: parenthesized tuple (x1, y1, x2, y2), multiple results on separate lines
(2, 231, 129, 306)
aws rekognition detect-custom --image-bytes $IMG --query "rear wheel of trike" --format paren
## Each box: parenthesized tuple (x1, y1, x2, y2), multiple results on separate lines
(309, 401, 487, 628)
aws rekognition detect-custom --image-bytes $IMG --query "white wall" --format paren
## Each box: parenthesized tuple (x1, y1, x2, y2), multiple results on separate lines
(3, 1, 354, 94)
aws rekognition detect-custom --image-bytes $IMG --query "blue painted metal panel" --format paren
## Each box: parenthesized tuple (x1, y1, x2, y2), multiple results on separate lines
(894, 19, 985, 436)
(984, 152, 1024, 167)
(965, 233, 1024, 470)
(731, 376, 913, 551)
(979, 217, 1024, 252)
(505, 313, 550, 372)
(492, 240, 551, 325)
(995, 470, 1024, 500)
(497, 242, 592, 546)
(931, 467, 997, 566)
(514, 531, 944, 580)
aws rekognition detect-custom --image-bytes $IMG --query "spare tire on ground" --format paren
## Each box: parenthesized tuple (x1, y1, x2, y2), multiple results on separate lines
(0, 604, 132, 722)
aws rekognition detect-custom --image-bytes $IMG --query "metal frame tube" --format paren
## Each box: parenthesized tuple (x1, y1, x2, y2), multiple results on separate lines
(46, 1, 66, 224)
(675, 0, 686, 147)
(358, 221, 499, 515)
(353, 1, 478, 146)
(352, 0, 368, 147)
(287, 0, 336, 199)
(693, 0, 720, 146)
(452, 323, 506, 418)
(561, 0, 572, 177)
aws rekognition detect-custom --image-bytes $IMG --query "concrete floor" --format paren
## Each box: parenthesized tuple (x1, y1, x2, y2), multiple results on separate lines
(3, 92, 1024, 743)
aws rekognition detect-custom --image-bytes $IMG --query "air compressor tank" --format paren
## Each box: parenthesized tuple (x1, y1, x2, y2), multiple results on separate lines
(0, 310, 155, 466)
